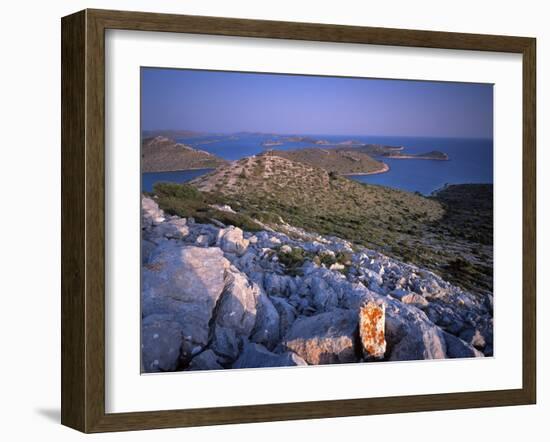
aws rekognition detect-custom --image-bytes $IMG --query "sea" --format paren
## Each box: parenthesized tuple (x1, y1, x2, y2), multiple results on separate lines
(141, 134, 493, 195)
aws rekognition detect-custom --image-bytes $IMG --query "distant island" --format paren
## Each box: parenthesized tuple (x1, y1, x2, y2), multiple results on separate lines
(381, 150, 449, 160)
(142, 136, 227, 172)
(268, 148, 388, 175)
(142, 129, 205, 139)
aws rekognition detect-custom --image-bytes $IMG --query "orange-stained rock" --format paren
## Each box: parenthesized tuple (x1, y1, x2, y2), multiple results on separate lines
(359, 302, 386, 359)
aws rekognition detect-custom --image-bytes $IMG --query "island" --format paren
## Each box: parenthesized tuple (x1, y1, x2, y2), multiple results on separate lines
(141, 136, 228, 172)
(142, 129, 205, 139)
(381, 150, 449, 160)
(267, 147, 389, 175)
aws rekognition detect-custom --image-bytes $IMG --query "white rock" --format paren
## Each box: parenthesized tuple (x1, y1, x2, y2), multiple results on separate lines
(280, 244, 293, 254)
(401, 293, 429, 308)
(215, 268, 259, 337)
(282, 309, 358, 364)
(142, 245, 230, 362)
(220, 226, 250, 256)
(142, 196, 165, 226)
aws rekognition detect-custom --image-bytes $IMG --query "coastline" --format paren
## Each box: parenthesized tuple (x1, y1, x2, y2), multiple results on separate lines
(142, 166, 217, 174)
(382, 155, 448, 161)
(345, 162, 390, 176)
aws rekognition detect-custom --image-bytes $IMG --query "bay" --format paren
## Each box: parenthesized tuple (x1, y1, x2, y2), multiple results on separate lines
(142, 134, 493, 195)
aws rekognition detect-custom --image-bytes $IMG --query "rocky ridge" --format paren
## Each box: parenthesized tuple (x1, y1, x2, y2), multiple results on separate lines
(141, 196, 491, 373)
(142, 136, 228, 172)
(268, 148, 388, 175)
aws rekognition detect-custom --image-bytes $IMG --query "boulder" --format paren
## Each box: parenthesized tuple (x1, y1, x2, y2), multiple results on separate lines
(305, 275, 339, 312)
(271, 296, 297, 337)
(141, 314, 184, 372)
(459, 328, 487, 350)
(142, 245, 230, 362)
(359, 302, 386, 359)
(219, 226, 249, 256)
(142, 196, 165, 228)
(263, 273, 288, 297)
(153, 222, 186, 240)
(195, 234, 211, 247)
(232, 343, 307, 369)
(210, 325, 240, 363)
(282, 309, 359, 364)
(401, 293, 429, 308)
(142, 239, 157, 264)
(443, 332, 484, 358)
(215, 268, 259, 337)
(189, 349, 223, 371)
(389, 288, 411, 300)
(388, 319, 447, 361)
(280, 244, 293, 254)
(250, 290, 280, 349)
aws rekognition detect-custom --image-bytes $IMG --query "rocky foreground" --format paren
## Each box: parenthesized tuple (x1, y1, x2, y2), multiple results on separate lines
(141, 196, 492, 373)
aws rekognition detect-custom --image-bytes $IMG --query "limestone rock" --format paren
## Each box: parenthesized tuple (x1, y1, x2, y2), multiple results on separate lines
(215, 268, 259, 337)
(282, 309, 359, 364)
(271, 296, 297, 337)
(459, 328, 487, 350)
(219, 226, 249, 256)
(232, 343, 307, 369)
(401, 293, 429, 308)
(141, 314, 183, 372)
(142, 239, 157, 264)
(142, 245, 230, 362)
(250, 290, 280, 349)
(142, 196, 165, 228)
(388, 319, 447, 361)
(189, 349, 223, 371)
(210, 325, 240, 363)
(443, 332, 484, 358)
(389, 288, 411, 300)
(280, 244, 292, 254)
(359, 302, 386, 359)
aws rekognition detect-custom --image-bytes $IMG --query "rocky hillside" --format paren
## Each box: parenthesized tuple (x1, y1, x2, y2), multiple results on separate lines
(268, 148, 388, 175)
(186, 154, 491, 295)
(142, 136, 228, 172)
(141, 196, 492, 373)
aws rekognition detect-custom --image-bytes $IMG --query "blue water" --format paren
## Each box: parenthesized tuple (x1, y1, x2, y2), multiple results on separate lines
(142, 134, 493, 195)
(142, 168, 214, 193)
(348, 136, 493, 195)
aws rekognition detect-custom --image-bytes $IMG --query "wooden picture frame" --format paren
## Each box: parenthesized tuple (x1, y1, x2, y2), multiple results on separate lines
(61, 8, 536, 433)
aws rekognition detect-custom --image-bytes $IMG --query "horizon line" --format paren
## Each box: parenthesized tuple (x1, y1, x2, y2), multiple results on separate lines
(141, 129, 494, 141)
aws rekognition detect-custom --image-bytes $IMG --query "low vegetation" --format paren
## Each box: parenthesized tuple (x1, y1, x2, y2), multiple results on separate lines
(152, 182, 262, 232)
(269, 148, 387, 174)
(142, 136, 228, 172)
(153, 155, 492, 296)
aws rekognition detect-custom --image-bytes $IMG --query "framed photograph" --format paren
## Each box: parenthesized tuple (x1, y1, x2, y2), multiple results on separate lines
(61, 9, 536, 433)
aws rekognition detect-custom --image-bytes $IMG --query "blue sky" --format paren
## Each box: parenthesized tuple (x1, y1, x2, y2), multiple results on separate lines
(141, 68, 493, 139)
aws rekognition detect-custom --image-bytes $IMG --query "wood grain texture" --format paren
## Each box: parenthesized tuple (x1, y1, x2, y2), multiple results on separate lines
(61, 10, 86, 431)
(522, 38, 537, 404)
(60, 8, 537, 433)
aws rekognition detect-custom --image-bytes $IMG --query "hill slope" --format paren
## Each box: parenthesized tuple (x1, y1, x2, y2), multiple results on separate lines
(142, 136, 228, 172)
(185, 155, 492, 295)
(190, 154, 443, 247)
(268, 148, 388, 175)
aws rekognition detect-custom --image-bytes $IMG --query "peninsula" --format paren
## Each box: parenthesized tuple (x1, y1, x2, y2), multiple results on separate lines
(267, 148, 388, 175)
(142, 136, 228, 172)
(382, 150, 449, 160)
